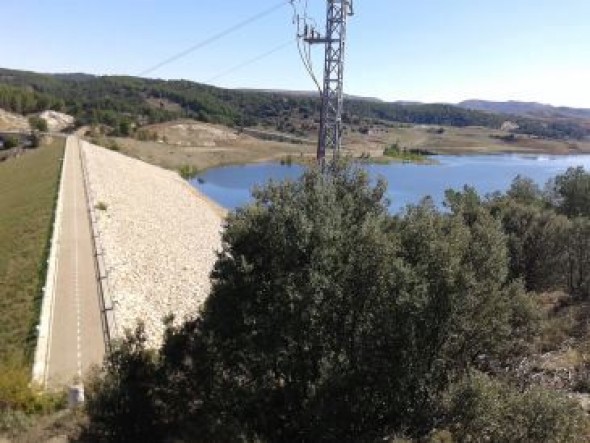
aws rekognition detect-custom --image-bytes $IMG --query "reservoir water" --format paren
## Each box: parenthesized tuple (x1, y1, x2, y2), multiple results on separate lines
(190, 154, 590, 212)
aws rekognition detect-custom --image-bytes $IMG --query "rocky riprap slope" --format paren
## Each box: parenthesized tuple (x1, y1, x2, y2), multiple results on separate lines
(81, 140, 224, 346)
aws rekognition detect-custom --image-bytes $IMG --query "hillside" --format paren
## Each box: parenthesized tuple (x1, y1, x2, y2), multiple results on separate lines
(459, 99, 590, 121)
(0, 67, 588, 141)
(0, 108, 29, 131)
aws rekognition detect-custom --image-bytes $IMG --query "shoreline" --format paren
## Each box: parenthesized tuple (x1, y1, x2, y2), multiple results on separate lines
(185, 149, 590, 177)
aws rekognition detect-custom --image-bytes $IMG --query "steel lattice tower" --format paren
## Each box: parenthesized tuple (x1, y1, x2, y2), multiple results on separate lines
(303, 0, 353, 164)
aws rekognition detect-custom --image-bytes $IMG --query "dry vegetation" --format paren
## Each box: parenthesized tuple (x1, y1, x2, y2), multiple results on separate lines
(0, 109, 29, 132)
(106, 120, 315, 173)
(0, 138, 65, 363)
(343, 123, 590, 155)
(0, 138, 67, 439)
(87, 118, 590, 177)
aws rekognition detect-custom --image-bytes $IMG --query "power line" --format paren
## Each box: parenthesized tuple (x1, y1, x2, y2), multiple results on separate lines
(290, 0, 322, 92)
(302, 1, 354, 163)
(138, 1, 289, 77)
(206, 40, 295, 84)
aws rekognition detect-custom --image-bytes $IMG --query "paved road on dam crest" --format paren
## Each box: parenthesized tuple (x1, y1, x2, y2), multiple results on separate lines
(38, 136, 105, 388)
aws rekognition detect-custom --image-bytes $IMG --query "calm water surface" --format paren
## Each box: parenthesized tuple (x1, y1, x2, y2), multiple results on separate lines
(190, 154, 590, 212)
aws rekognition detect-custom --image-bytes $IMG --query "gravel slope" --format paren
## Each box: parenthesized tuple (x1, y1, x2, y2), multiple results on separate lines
(81, 140, 223, 346)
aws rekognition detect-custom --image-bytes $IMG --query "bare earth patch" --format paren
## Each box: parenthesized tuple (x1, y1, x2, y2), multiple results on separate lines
(0, 108, 29, 131)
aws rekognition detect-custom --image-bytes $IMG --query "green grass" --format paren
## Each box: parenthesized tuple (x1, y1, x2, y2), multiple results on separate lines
(0, 139, 65, 364)
(383, 143, 430, 163)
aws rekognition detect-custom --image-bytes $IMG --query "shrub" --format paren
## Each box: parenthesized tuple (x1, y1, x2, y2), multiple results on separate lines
(88, 137, 120, 151)
(566, 217, 590, 298)
(136, 129, 158, 142)
(106, 139, 120, 151)
(28, 116, 48, 132)
(443, 371, 588, 442)
(178, 164, 197, 179)
(0, 362, 65, 435)
(507, 175, 543, 205)
(0, 409, 32, 436)
(3, 136, 19, 149)
(86, 162, 542, 441)
(157, 162, 536, 440)
(28, 132, 41, 148)
(0, 362, 64, 414)
(548, 166, 590, 217)
(85, 324, 163, 442)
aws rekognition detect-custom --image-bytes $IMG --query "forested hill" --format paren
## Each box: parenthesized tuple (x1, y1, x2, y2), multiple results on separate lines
(459, 99, 590, 121)
(0, 67, 587, 140)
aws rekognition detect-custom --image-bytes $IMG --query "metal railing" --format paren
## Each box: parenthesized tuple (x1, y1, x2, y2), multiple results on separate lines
(77, 137, 118, 353)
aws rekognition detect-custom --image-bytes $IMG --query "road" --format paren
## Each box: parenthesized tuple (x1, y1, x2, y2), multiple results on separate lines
(44, 136, 105, 387)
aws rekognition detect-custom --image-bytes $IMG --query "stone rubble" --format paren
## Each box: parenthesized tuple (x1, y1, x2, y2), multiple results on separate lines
(39, 110, 75, 132)
(81, 140, 224, 347)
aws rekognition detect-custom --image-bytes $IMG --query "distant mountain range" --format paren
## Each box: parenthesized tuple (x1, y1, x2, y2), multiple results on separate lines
(458, 100, 590, 121)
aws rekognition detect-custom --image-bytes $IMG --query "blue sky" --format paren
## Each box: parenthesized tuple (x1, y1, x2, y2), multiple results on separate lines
(2, 0, 590, 107)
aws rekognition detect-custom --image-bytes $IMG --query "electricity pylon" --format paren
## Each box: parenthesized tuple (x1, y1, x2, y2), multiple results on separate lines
(300, 1, 354, 164)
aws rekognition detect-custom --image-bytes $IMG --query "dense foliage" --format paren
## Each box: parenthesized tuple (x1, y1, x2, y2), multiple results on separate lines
(1, 68, 588, 139)
(485, 167, 590, 298)
(85, 164, 590, 442)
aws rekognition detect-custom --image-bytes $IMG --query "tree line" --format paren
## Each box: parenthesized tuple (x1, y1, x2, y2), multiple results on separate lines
(0, 68, 588, 140)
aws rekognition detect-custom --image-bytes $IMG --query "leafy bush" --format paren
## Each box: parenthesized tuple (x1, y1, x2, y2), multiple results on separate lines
(443, 371, 588, 442)
(89, 137, 120, 152)
(2, 136, 19, 149)
(178, 164, 198, 179)
(0, 362, 65, 435)
(566, 217, 590, 298)
(489, 170, 590, 298)
(0, 363, 64, 414)
(0, 409, 32, 436)
(85, 324, 163, 442)
(88, 162, 537, 441)
(89, 163, 590, 442)
(28, 116, 48, 132)
(548, 166, 590, 217)
(383, 141, 427, 162)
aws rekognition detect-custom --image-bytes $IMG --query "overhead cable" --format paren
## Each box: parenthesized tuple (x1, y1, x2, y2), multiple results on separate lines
(290, 0, 322, 92)
(138, 1, 289, 77)
(206, 40, 295, 83)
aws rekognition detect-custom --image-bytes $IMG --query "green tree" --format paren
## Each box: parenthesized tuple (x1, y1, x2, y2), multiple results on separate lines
(548, 166, 590, 217)
(156, 164, 535, 441)
(566, 217, 590, 298)
(507, 175, 543, 205)
(28, 116, 48, 132)
(494, 201, 571, 292)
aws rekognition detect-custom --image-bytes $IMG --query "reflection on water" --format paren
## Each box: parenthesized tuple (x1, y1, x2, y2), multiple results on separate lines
(189, 154, 590, 213)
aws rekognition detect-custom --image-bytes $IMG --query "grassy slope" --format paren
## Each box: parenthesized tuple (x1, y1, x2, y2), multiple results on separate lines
(0, 139, 65, 363)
